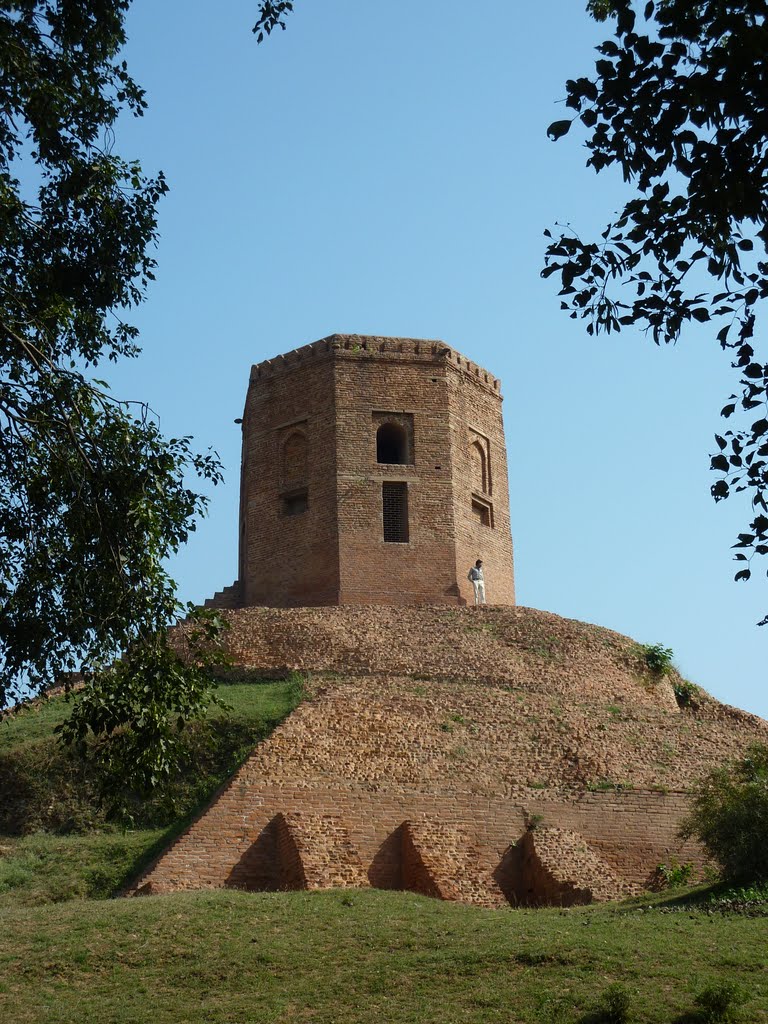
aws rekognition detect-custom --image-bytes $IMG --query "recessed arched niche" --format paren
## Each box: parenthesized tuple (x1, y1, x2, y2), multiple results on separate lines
(282, 430, 308, 485)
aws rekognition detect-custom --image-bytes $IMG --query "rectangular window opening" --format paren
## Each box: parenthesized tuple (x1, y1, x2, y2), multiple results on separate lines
(282, 489, 308, 517)
(471, 497, 492, 528)
(383, 482, 409, 543)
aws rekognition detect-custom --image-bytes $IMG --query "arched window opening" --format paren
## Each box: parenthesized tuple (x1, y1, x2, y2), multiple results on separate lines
(377, 422, 408, 464)
(471, 441, 487, 494)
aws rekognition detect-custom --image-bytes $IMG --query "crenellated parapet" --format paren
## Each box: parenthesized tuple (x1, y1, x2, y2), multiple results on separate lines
(248, 334, 502, 396)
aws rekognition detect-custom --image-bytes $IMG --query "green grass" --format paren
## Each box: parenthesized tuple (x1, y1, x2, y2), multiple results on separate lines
(0, 677, 303, 905)
(0, 678, 299, 757)
(0, 695, 70, 750)
(0, 888, 766, 1023)
(0, 830, 168, 908)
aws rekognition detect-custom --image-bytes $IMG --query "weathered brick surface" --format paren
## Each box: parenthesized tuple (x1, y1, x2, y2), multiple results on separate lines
(400, 820, 508, 907)
(186, 604, 682, 712)
(276, 812, 369, 890)
(139, 606, 768, 906)
(211, 335, 515, 609)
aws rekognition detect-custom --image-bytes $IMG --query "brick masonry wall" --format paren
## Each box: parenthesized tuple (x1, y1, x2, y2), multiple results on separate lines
(241, 345, 339, 606)
(145, 606, 768, 907)
(132, 775, 703, 905)
(333, 346, 459, 605)
(445, 352, 515, 607)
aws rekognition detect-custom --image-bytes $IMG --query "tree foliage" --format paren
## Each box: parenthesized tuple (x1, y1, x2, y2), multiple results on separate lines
(543, 0, 768, 620)
(680, 743, 768, 884)
(0, 2, 223, 790)
(253, 1, 297, 43)
(55, 609, 228, 811)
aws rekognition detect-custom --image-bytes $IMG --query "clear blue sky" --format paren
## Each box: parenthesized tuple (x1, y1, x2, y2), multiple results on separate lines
(110, 0, 766, 717)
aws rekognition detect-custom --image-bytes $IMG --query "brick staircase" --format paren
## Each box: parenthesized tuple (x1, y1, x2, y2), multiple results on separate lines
(202, 580, 241, 610)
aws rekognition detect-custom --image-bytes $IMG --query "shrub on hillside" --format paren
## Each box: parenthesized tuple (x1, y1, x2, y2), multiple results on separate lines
(594, 982, 633, 1023)
(694, 980, 745, 1022)
(680, 743, 768, 884)
(654, 858, 695, 889)
(639, 642, 674, 676)
(673, 679, 701, 709)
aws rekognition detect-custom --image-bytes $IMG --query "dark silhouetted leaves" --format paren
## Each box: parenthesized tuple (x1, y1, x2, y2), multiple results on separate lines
(543, 0, 768, 622)
(253, 1, 295, 40)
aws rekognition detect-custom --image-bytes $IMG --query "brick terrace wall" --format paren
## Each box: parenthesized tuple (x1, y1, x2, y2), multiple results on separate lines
(133, 662, 768, 904)
(153, 605, 768, 907)
(192, 670, 766, 797)
(132, 775, 702, 903)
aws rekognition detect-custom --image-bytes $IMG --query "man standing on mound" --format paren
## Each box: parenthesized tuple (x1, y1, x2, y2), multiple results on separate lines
(468, 559, 486, 606)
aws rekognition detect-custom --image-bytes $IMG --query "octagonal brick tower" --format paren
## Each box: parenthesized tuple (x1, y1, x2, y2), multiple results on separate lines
(228, 334, 514, 608)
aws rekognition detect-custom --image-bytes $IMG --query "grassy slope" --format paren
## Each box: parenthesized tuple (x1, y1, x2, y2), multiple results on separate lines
(2, 678, 767, 1023)
(0, 679, 302, 907)
(0, 889, 766, 1024)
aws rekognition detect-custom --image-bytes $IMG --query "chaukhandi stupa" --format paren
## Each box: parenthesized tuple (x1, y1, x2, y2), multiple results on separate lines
(131, 335, 768, 907)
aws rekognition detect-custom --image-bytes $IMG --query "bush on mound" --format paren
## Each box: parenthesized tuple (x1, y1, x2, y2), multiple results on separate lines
(681, 743, 768, 885)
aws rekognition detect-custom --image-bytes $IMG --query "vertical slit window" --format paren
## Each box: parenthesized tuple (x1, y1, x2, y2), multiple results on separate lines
(382, 482, 409, 543)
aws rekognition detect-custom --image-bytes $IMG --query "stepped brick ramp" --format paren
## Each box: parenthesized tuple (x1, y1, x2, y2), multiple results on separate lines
(202, 581, 241, 610)
(136, 605, 768, 907)
(214, 675, 767, 795)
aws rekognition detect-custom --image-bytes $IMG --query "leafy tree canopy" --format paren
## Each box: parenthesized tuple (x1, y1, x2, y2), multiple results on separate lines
(543, 0, 768, 621)
(680, 742, 768, 884)
(0, 1, 224, 796)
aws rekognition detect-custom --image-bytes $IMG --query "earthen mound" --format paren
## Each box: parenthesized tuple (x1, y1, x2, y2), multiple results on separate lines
(142, 605, 767, 908)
